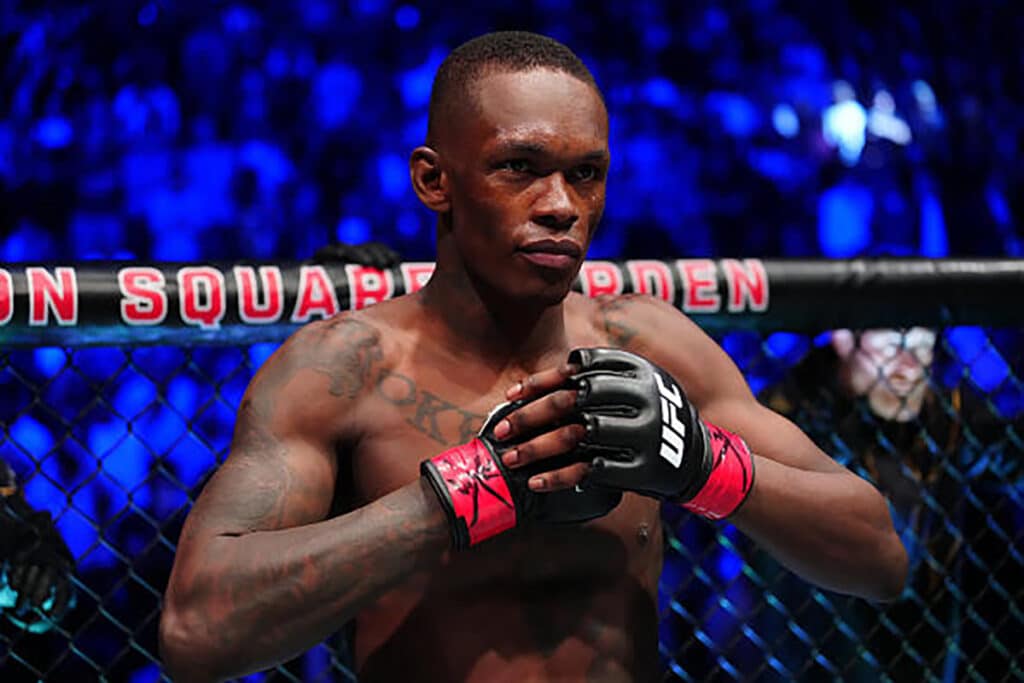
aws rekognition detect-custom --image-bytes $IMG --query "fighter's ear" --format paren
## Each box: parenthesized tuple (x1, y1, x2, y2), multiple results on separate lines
(831, 329, 856, 358)
(410, 146, 450, 213)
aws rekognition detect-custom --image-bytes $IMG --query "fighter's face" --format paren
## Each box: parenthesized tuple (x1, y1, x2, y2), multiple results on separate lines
(442, 68, 609, 304)
(844, 327, 936, 422)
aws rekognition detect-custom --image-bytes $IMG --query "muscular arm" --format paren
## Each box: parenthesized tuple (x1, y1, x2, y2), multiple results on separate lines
(597, 295, 908, 601)
(159, 317, 449, 682)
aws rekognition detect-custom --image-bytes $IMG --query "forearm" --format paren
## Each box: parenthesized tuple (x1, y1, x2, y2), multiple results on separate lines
(160, 478, 449, 681)
(730, 455, 908, 601)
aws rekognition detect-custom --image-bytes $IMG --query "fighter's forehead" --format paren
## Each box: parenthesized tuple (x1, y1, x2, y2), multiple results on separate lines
(468, 68, 608, 154)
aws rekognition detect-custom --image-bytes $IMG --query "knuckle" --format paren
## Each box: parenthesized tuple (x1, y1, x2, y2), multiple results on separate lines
(515, 442, 536, 463)
(505, 411, 524, 432)
(555, 389, 576, 410)
(558, 424, 583, 446)
(550, 464, 586, 489)
(569, 462, 590, 481)
(545, 469, 566, 488)
(523, 374, 539, 393)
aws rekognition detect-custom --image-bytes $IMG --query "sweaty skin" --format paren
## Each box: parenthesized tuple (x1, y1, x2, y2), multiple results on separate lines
(160, 67, 906, 682)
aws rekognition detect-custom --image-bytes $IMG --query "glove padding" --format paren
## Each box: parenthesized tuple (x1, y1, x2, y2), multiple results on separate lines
(568, 348, 717, 503)
(421, 399, 622, 550)
(312, 241, 403, 269)
(1, 493, 76, 631)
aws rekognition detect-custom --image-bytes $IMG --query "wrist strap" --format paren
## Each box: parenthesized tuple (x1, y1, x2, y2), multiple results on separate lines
(421, 439, 517, 550)
(682, 421, 755, 520)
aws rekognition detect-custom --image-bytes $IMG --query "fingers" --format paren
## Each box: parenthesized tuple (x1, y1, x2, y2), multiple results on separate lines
(575, 373, 644, 410)
(14, 565, 40, 615)
(493, 388, 579, 441)
(47, 577, 70, 620)
(579, 414, 640, 450)
(9, 564, 62, 615)
(502, 423, 586, 469)
(505, 362, 580, 403)
(497, 422, 589, 493)
(568, 348, 640, 374)
(31, 566, 54, 610)
(8, 563, 25, 592)
(50, 578, 73, 620)
(524, 461, 591, 493)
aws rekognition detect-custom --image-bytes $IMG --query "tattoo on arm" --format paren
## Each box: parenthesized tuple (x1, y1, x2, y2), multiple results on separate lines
(186, 316, 385, 541)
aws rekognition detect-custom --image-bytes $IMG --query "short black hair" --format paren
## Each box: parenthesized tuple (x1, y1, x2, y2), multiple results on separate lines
(426, 31, 600, 145)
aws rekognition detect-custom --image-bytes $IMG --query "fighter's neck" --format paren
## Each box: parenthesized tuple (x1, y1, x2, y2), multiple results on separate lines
(416, 267, 569, 366)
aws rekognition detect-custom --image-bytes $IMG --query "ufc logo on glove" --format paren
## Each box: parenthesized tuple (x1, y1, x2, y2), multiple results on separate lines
(567, 348, 756, 521)
(654, 373, 688, 468)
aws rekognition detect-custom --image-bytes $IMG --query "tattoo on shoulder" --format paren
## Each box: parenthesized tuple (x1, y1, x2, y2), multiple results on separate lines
(596, 294, 645, 347)
(305, 316, 384, 399)
(235, 316, 384, 437)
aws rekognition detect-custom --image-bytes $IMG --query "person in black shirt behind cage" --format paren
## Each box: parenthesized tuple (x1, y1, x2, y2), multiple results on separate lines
(758, 327, 1023, 682)
(0, 459, 76, 634)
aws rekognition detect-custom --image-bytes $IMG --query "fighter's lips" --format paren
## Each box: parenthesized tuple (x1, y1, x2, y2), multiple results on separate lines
(518, 240, 582, 269)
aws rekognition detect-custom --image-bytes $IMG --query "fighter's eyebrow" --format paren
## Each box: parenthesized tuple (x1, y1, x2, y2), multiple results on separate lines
(495, 141, 549, 156)
(495, 141, 608, 162)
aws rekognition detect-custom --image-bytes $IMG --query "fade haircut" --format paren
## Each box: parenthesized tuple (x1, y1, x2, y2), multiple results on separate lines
(426, 31, 601, 145)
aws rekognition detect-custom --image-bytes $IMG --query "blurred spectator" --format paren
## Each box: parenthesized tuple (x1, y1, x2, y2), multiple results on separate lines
(757, 328, 1023, 681)
(1, 460, 76, 634)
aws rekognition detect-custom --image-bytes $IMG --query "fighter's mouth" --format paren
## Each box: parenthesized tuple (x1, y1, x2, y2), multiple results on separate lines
(518, 239, 583, 258)
(517, 240, 583, 270)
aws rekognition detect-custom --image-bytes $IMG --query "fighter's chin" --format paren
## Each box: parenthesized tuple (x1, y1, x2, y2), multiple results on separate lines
(510, 279, 575, 307)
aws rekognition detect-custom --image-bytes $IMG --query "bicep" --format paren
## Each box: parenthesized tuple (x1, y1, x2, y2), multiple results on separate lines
(182, 413, 338, 543)
(175, 328, 361, 549)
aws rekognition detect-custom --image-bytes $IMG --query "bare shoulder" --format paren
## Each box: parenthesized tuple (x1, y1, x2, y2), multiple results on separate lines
(576, 292, 750, 408)
(576, 292, 701, 349)
(241, 304, 411, 443)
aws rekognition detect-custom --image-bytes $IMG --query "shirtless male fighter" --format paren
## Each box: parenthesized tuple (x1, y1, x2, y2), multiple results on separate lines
(160, 31, 907, 682)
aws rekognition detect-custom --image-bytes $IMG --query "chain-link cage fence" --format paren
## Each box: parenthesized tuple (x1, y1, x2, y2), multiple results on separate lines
(1, 259, 1022, 682)
(659, 326, 1024, 683)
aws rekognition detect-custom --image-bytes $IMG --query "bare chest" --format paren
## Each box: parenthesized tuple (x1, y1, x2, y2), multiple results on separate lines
(346, 362, 502, 504)
(342, 355, 663, 584)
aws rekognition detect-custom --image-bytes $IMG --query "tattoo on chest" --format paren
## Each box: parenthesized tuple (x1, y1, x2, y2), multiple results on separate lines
(376, 369, 486, 446)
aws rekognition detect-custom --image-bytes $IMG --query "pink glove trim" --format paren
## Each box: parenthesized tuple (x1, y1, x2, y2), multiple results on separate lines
(429, 439, 517, 546)
(682, 422, 755, 520)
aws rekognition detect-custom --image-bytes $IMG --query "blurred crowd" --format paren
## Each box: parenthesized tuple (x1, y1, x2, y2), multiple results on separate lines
(2, 0, 1021, 264)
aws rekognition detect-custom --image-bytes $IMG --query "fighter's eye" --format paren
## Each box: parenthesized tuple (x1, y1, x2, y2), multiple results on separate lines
(499, 159, 531, 174)
(567, 164, 599, 183)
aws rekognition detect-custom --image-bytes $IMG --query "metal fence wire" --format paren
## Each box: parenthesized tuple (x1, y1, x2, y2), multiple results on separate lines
(1, 326, 1022, 682)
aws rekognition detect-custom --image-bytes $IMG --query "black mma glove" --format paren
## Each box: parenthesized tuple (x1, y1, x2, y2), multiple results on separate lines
(1, 492, 76, 631)
(569, 348, 755, 520)
(421, 399, 622, 550)
(312, 241, 403, 269)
